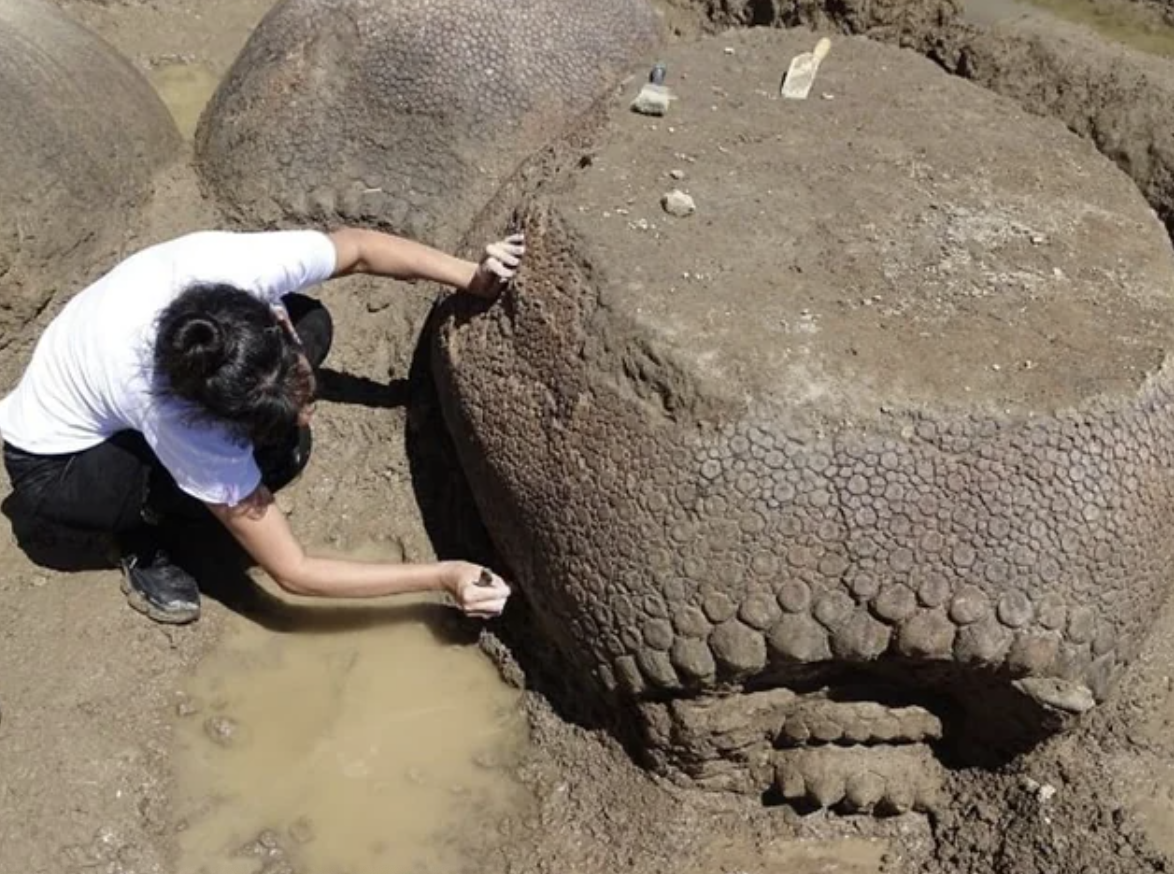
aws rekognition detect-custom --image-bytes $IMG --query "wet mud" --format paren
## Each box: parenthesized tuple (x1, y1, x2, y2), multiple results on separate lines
(171, 578, 528, 874)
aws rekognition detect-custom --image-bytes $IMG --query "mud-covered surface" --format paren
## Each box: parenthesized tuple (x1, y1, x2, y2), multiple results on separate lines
(550, 30, 1173, 413)
(433, 21, 1174, 822)
(475, 603, 1174, 874)
(0, 0, 179, 353)
(6, 0, 1174, 873)
(965, 0, 1174, 44)
(194, 0, 660, 247)
(659, 0, 1174, 236)
(932, 14, 1174, 234)
(918, 593, 1174, 874)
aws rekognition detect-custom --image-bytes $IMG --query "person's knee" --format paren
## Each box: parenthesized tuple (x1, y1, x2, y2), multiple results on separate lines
(256, 425, 313, 493)
(284, 295, 333, 369)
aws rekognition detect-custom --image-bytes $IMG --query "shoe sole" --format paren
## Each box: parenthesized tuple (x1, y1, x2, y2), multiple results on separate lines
(119, 576, 200, 625)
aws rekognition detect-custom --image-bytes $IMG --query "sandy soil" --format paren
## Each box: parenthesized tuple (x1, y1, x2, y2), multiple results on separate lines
(5, 1, 1174, 873)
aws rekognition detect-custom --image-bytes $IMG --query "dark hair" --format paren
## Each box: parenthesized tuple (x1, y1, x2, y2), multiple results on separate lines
(153, 284, 313, 446)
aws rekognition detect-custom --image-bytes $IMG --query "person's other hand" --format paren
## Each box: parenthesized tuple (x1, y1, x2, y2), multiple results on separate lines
(466, 233, 525, 299)
(442, 561, 512, 618)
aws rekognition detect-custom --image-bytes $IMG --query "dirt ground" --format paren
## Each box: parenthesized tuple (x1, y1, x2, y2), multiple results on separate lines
(6, 0, 1174, 873)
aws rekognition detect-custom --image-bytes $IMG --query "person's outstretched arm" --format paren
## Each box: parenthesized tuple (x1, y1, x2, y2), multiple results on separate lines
(206, 488, 510, 619)
(328, 227, 525, 298)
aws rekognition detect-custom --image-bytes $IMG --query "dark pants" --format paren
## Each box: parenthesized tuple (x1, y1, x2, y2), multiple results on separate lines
(2, 294, 332, 551)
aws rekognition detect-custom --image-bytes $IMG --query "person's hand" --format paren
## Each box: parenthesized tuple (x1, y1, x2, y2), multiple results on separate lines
(441, 561, 512, 619)
(466, 233, 525, 299)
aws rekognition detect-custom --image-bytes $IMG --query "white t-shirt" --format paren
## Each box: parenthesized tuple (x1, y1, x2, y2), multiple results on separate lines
(0, 230, 338, 506)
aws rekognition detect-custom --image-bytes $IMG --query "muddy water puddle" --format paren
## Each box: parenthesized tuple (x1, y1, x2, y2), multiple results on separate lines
(171, 581, 528, 874)
(965, 0, 1174, 55)
(148, 61, 221, 140)
(1028, 0, 1174, 54)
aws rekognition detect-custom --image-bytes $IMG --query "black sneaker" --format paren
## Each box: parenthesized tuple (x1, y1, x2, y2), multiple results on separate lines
(119, 547, 201, 625)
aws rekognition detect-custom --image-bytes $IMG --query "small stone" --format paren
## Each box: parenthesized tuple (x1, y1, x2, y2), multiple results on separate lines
(724, 46, 736, 55)
(405, 767, 427, 785)
(235, 829, 284, 858)
(288, 818, 315, 845)
(661, 189, 696, 218)
(472, 751, 500, 770)
(669, 169, 685, 180)
(366, 287, 395, 312)
(204, 716, 244, 748)
(175, 699, 201, 718)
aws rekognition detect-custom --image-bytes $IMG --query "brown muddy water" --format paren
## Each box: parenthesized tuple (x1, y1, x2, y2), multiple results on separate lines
(964, 0, 1174, 54)
(1028, 0, 1174, 53)
(170, 579, 528, 874)
(148, 61, 221, 140)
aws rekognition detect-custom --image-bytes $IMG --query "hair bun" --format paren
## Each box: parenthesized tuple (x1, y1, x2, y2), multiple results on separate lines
(175, 315, 226, 377)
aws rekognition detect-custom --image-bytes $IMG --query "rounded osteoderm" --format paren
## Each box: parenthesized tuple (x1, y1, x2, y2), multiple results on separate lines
(195, 0, 660, 244)
(775, 745, 944, 814)
(777, 699, 942, 747)
(434, 29, 1174, 774)
(0, 0, 179, 343)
